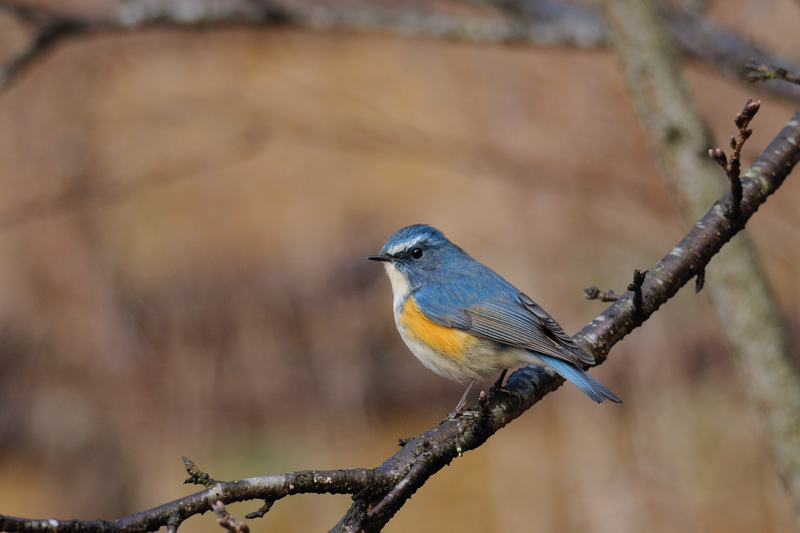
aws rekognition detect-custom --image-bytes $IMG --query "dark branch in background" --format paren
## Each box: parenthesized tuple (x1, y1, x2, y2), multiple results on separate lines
(1, 0, 800, 101)
(746, 61, 800, 86)
(0, 0, 292, 90)
(657, 5, 800, 101)
(493, 0, 800, 98)
(0, 3, 83, 88)
(0, 106, 797, 533)
(0, 0, 797, 235)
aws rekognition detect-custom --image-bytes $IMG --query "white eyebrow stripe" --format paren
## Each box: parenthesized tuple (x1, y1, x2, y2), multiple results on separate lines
(385, 235, 424, 256)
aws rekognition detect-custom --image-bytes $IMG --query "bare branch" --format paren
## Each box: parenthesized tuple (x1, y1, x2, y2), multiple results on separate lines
(183, 456, 222, 488)
(708, 98, 761, 217)
(490, 0, 800, 101)
(693, 267, 705, 292)
(627, 269, 647, 318)
(583, 286, 619, 302)
(746, 61, 800, 86)
(0, 467, 379, 532)
(1, 0, 800, 102)
(658, 5, 800, 101)
(212, 501, 249, 533)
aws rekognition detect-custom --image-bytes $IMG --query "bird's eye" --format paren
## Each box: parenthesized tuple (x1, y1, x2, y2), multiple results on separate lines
(410, 247, 424, 260)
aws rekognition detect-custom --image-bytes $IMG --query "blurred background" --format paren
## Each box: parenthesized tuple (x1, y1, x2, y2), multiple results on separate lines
(0, 0, 799, 531)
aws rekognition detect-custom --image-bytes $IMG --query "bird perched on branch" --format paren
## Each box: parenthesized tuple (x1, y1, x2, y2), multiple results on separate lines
(369, 224, 621, 414)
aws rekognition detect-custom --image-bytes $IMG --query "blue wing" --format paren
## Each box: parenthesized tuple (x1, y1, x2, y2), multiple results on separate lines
(412, 265, 621, 403)
(413, 278, 595, 367)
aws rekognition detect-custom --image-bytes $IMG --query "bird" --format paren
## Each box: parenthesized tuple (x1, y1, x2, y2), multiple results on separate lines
(368, 224, 621, 414)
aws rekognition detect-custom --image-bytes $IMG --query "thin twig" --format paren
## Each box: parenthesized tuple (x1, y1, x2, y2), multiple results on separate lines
(694, 267, 705, 293)
(183, 456, 222, 488)
(212, 501, 249, 533)
(709, 99, 761, 218)
(166, 515, 179, 533)
(244, 501, 274, 520)
(628, 269, 647, 318)
(584, 286, 619, 302)
(746, 62, 800, 86)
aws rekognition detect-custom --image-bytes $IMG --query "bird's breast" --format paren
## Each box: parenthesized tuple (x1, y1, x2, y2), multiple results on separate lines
(394, 295, 515, 383)
(397, 296, 478, 358)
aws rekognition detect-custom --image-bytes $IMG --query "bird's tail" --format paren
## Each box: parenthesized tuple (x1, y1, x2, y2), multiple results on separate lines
(538, 354, 622, 404)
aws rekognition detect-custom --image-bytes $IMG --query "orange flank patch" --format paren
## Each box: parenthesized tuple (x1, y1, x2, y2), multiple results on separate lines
(399, 297, 478, 361)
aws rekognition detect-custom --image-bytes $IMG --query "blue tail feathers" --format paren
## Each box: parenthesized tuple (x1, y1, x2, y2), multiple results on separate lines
(538, 354, 622, 404)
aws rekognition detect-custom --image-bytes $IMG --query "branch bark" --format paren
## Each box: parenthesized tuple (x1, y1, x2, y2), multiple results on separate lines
(597, 0, 800, 527)
(0, 104, 797, 532)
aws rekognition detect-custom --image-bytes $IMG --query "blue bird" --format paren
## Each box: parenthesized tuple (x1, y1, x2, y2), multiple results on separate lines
(369, 224, 621, 414)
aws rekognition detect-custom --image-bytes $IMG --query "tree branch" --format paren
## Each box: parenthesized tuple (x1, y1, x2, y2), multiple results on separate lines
(1, 0, 799, 102)
(598, 0, 800, 525)
(658, 4, 800, 101)
(0, 104, 796, 533)
(0, 467, 380, 533)
(746, 61, 800, 86)
(211, 501, 249, 533)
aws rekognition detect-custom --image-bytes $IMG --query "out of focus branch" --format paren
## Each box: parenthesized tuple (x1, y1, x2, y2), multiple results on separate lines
(1, 0, 799, 101)
(746, 61, 800, 86)
(658, 5, 800, 100)
(598, 0, 800, 526)
(1, 103, 798, 533)
(0, 0, 599, 93)
(211, 501, 249, 533)
(0, 0, 292, 89)
(493, 0, 800, 101)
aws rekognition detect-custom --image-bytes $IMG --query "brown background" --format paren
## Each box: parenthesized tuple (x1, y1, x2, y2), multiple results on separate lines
(0, 1, 799, 531)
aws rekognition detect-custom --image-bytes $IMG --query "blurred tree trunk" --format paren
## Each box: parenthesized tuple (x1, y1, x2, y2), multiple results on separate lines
(597, 0, 800, 527)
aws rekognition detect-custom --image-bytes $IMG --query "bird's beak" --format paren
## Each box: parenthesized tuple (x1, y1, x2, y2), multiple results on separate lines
(367, 254, 391, 262)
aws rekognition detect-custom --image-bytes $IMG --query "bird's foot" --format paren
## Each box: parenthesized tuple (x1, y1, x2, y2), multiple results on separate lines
(488, 368, 510, 396)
